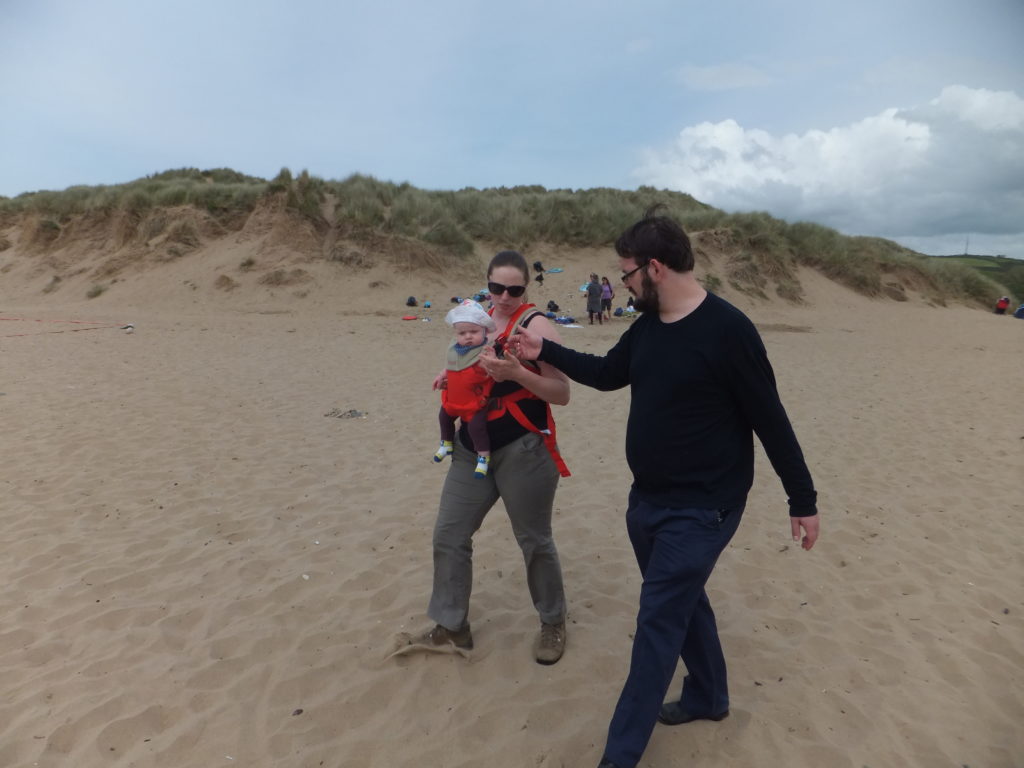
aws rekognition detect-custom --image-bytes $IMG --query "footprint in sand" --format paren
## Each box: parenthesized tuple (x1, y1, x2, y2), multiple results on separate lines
(386, 631, 471, 660)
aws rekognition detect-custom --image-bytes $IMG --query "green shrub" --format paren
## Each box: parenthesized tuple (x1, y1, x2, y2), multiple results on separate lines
(679, 208, 727, 231)
(267, 167, 293, 194)
(335, 193, 387, 231)
(153, 183, 191, 207)
(122, 190, 154, 215)
(329, 173, 398, 208)
(924, 259, 1005, 305)
(291, 169, 325, 218)
(422, 218, 475, 256)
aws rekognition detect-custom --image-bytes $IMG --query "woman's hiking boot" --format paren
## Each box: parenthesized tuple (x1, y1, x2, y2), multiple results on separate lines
(535, 621, 566, 665)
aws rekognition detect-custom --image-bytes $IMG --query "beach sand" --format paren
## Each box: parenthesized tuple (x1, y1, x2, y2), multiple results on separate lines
(0, 250, 1021, 767)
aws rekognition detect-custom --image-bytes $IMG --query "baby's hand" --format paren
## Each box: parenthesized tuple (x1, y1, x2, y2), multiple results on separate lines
(432, 370, 448, 390)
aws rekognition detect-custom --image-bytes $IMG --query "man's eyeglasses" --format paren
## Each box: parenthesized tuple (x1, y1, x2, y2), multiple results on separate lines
(488, 281, 526, 298)
(621, 263, 648, 283)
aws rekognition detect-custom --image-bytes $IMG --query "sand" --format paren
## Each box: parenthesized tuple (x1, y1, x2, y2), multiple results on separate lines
(0, 252, 1021, 768)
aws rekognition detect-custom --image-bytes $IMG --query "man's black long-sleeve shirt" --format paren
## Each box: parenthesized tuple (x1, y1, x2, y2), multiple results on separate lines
(539, 292, 817, 516)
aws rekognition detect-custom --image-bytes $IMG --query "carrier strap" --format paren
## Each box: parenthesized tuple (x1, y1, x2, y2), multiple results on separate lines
(485, 303, 570, 477)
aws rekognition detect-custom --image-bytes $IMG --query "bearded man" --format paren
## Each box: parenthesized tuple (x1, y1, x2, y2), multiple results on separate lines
(508, 207, 820, 768)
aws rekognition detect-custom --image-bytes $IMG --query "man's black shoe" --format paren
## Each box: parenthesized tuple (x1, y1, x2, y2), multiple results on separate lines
(597, 761, 621, 768)
(657, 701, 730, 726)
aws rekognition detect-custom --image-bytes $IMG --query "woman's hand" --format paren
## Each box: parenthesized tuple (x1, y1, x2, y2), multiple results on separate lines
(432, 369, 448, 390)
(478, 345, 523, 383)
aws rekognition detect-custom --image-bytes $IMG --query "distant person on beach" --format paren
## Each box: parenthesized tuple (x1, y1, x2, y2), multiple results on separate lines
(412, 250, 572, 665)
(508, 208, 819, 768)
(994, 296, 1010, 314)
(434, 300, 497, 479)
(587, 272, 604, 325)
(601, 276, 615, 320)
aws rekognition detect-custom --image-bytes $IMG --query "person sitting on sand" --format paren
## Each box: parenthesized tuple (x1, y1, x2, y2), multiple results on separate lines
(994, 296, 1010, 314)
(434, 300, 497, 478)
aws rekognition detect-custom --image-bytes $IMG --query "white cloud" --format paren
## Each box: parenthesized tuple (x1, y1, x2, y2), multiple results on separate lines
(634, 86, 1024, 257)
(910, 85, 1024, 132)
(676, 63, 772, 91)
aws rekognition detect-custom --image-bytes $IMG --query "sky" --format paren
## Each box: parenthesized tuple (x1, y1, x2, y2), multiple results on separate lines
(2, 0, 1023, 258)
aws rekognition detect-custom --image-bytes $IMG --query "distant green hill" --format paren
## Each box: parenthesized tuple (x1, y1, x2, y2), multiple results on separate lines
(926, 255, 1024, 301)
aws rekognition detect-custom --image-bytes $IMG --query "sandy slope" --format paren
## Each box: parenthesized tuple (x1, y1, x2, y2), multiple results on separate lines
(0, 246, 1021, 768)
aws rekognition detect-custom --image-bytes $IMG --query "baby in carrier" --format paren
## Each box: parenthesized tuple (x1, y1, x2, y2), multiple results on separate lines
(434, 300, 498, 478)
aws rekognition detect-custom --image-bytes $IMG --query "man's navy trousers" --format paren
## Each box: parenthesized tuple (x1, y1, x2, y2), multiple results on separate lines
(602, 491, 745, 768)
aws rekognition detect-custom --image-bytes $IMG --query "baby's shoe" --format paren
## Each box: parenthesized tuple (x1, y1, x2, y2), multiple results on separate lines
(433, 441, 453, 462)
(473, 454, 490, 478)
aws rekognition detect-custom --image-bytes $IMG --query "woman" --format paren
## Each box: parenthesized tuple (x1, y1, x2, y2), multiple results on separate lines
(600, 276, 615, 320)
(586, 272, 604, 325)
(417, 250, 571, 664)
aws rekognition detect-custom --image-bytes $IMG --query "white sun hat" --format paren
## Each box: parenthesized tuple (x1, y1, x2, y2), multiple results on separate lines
(445, 299, 496, 331)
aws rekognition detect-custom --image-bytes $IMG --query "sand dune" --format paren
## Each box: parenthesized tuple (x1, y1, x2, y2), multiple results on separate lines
(0, 247, 1021, 767)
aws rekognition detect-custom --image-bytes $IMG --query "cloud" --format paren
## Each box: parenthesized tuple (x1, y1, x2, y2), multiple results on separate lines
(903, 84, 1024, 132)
(634, 85, 1024, 256)
(676, 63, 772, 91)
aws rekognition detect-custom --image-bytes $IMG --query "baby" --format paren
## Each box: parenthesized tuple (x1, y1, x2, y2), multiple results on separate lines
(434, 299, 497, 478)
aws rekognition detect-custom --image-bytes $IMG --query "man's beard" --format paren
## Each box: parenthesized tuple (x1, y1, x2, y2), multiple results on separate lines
(632, 272, 659, 314)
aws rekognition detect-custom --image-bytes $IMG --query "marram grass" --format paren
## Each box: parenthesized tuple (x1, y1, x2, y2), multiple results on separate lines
(1, 168, 1015, 306)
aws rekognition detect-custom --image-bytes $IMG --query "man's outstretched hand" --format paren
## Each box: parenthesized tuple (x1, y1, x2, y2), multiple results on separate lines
(506, 324, 544, 361)
(791, 514, 819, 551)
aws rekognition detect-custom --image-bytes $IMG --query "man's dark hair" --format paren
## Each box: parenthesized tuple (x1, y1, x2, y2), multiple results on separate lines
(614, 204, 694, 273)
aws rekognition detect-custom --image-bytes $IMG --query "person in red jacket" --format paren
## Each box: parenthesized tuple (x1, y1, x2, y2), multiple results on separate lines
(994, 296, 1010, 314)
(434, 299, 498, 478)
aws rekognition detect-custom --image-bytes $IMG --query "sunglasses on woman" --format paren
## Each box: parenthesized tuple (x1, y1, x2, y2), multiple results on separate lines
(488, 281, 526, 298)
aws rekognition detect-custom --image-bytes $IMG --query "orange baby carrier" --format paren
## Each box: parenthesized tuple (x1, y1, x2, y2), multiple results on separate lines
(440, 303, 570, 477)
(442, 358, 493, 422)
(486, 304, 571, 477)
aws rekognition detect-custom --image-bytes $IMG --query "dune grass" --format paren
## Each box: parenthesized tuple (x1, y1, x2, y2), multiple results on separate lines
(1, 169, 1014, 306)
(0, 168, 268, 219)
